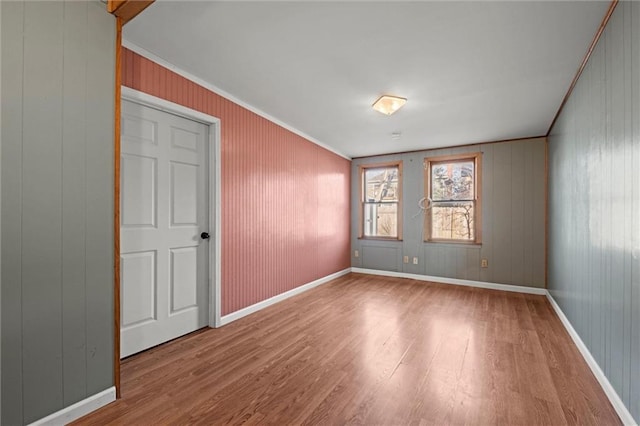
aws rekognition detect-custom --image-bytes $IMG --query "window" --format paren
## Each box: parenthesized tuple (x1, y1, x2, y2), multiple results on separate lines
(359, 161, 402, 239)
(424, 153, 482, 243)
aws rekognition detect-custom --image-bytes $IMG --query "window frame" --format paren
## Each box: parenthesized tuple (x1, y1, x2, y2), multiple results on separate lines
(358, 161, 403, 241)
(424, 153, 482, 244)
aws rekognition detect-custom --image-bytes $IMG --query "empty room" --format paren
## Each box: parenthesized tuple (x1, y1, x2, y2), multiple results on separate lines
(1, 0, 639, 425)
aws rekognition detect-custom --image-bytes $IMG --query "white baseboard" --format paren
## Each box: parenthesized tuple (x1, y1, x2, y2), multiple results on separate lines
(22, 273, 634, 426)
(219, 268, 351, 326)
(350, 267, 547, 295)
(29, 386, 116, 426)
(546, 293, 637, 426)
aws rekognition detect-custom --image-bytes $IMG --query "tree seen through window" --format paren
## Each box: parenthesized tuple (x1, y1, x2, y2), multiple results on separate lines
(425, 155, 481, 242)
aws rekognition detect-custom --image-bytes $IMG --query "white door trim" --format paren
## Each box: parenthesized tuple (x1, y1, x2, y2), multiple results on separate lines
(121, 86, 222, 328)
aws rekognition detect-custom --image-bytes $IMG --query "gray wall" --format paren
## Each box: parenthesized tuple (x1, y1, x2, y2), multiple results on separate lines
(548, 1, 639, 422)
(0, 1, 3, 421)
(1, 1, 115, 424)
(351, 137, 546, 288)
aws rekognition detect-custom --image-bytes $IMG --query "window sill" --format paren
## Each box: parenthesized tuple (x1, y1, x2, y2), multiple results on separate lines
(358, 237, 403, 242)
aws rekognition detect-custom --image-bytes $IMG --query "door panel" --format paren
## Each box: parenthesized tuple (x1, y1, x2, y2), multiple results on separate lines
(170, 247, 198, 313)
(120, 100, 209, 358)
(171, 162, 198, 225)
(121, 154, 157, 227)
(121, 251, 156, 327)
(122, 114, 157, 145)
(171, 126, 199, 152)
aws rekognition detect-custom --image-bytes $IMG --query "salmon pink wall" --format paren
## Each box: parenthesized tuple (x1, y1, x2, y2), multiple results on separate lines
(121, 48, 351, 316)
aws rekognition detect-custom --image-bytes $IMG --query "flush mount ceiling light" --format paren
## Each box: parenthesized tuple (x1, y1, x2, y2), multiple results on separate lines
(372, 95, 407, 115)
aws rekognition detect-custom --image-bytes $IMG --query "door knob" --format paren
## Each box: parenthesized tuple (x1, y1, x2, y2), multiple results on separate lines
(200, 232, 210, 240)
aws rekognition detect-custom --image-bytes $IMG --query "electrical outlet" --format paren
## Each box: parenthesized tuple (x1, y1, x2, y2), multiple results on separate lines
(413, 257, 418, 265)
(403, 255, 409, 264)
(481, 259, 488, 268)
(354, 250, 359, 258)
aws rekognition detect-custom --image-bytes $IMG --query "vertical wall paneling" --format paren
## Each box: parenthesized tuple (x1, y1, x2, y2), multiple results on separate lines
(1, 1, 115, 424)
(1, 2, 24, 424)
(121, 48, 351, 316)
(510, 141, 525, 285)
(85, 1, 115, 397)
(608, 5, 624, 393)
(361, 246, 400, 272)
(317, 148, 350, 278)
(630, 2, 640, 419)
(531, 141, 546, 286)
(352, 138, 546, 288)
(522, 141, 534, 285)
(479, 144, 494, 283)
(402, 156, 424, 275)
(21, 2, 65, 420)
(492, 143, 513, 284)
(0, 0, 3, 420)
(621, 1, 633, 409)
(61, 0, 89, 406)
(548, 1, 639, 421)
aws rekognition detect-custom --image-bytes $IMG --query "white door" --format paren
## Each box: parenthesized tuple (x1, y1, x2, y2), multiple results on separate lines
(120, 99, 209, 358)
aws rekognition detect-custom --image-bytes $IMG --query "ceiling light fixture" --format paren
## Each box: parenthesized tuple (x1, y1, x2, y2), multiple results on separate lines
(372, 95, 407, 115)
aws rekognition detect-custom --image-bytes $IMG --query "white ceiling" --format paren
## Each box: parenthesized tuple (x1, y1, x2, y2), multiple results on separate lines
(123, 1, 609, 158)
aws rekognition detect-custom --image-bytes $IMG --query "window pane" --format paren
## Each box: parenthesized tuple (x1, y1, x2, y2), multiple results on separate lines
(364, 202, 398, 238)
(431, 201, 474, 240)
(431, 161, 474, 201)
(364, 167, 399, 202)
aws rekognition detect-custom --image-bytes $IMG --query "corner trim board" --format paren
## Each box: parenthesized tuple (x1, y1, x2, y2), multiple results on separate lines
(113, 15, 123, 399)
(545, 293, 637, 426)
(546, 0, 619, 135)
(219, 268, 352, 325)
(351, 268, 547, 295)
(107, 0, 154, 25)
(27, 387, 116, 426)
(0, 0, 3, 421)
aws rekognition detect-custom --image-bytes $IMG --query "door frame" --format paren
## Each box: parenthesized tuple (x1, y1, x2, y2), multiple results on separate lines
(118, 87, 222, 345)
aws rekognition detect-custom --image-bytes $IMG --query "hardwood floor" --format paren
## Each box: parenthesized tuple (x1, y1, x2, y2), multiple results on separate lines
(74, 273, 620, 425)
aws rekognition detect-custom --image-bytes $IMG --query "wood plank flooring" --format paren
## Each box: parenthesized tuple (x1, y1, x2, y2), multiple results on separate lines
(74, 273, 621, 425)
